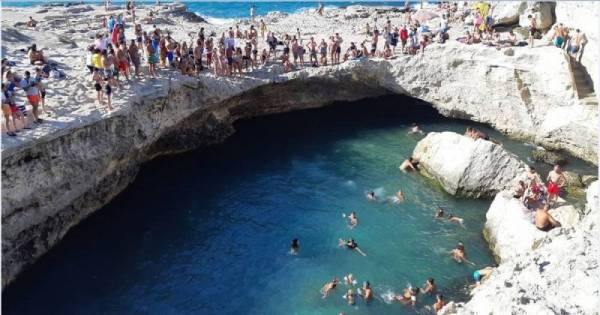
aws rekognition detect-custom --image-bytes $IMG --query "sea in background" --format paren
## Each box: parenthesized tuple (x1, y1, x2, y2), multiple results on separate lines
(3, 95, 595, 314)
(2, 1, 429, 22)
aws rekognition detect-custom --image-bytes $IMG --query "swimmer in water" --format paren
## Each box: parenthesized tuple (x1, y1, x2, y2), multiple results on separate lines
(321, 277, 339, 298)
(435, 207, 445, 218)
(450, 241, 476, 265)
(433, 294, 446, 312)
(339, 238, 367, 256)
(408, 123, 424, 135)
(366, 191, 376, 201)
(447, 213, 465, 228)
(400, 157, 418, 172)
(422, 278, 436, 294)
(348, 212, 358, 229)
(290, 238, 300, 255)
(394, 190, 405, 203)
(358, 281, 373, 302)
(344, 273, 356, 286)
(395, 286, 419, 305)
(343, 289, 356, 305)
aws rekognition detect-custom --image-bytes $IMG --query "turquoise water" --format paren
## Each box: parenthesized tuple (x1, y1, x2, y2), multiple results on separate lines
(2, 96, 594, 314)
(3, 1, 415, 18)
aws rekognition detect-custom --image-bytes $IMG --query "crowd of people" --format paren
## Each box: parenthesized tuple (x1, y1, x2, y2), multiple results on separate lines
(4, 1, 591, 138)
(1, 58, 48, 137)
(514, 164, 567, 232)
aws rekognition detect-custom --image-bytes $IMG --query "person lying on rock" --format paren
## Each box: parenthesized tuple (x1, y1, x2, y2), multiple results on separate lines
(450, 241, 475, 265)
(471, 266, 495, 287)
(400, 156, 419, 172)
(535, 204, 561, 232)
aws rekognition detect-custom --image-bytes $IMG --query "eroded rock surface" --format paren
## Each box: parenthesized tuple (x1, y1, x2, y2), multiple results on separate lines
(446, 181, 599, 315)
(412, 132, 527, 198)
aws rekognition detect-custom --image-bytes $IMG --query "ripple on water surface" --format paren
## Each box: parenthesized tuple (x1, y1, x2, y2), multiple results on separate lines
(3, 95, 595, 315)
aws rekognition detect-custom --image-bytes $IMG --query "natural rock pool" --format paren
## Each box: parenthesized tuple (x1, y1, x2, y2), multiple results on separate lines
(2, 95, 594, 314)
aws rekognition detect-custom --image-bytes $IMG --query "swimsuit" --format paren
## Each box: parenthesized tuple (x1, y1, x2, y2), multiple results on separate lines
(473, 270, 481, 281)
(547, 182, 560, 195)
(94, 82, 102, 91)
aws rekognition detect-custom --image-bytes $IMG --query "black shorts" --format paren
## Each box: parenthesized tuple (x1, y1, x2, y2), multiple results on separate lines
(336, 46, 341, 53)
(87, 65, 95, 74)
(94, 82, 102, 91)
(41, 90, 46, 99)
(227, 56, 233, 65)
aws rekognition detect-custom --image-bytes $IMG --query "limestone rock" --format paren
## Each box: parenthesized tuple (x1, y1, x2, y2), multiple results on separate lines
(412, 132, 527, 198)
(530, 148, 567, 165)
(582, 175, 598, 187)
(519, 2, 555, 30)
(455, 181, 598, 314)
(65, 5, 93, 14)
(503, 47, 514, 56)
(555, 2, 600, 91)
(492, 1, 527, 26)
(563, 171, 583, 188)
(343, 6, 370, 19)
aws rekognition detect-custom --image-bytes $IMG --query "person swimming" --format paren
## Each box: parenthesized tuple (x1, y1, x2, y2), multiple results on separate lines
(348, 212, 358, 228)
(395, 286, 419, 305)
(392, 190, 405, 203)
(321, 278, 339, 298)
(450, 241, 475, 265)
(366, 191, 376, 201)
(344, 273, 357, 286)
(433, 294, 446, 312)
(400, 157, 418, 172)
(447, 214, 465, 227)
(408, 123, 424, 135)
(357, 281, 373, 302)
(290, 238, 300, 255)
(422, 278, 436, 294)
(343, 289, 356, 305)
(339, 238, 367, 256)
(435, 207, 445, 218)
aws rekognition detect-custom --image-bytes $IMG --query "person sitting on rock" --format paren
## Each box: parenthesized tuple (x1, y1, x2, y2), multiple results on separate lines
(513, 180, 527, 199)
(546, 165, 565, 205)
(535, 204, 561, 232)
(28, 44, 46, 65)
(27, 16, 38, 28)
(400, 156, 418, 172)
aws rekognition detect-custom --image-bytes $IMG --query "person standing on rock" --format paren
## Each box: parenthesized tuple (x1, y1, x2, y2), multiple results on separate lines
(546, 165, 565, 205)
(527, 14, 536, 48)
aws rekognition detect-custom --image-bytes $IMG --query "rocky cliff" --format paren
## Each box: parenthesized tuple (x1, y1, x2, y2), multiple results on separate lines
(2, 23, 598, 289)
(442, 181, 599, 315)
